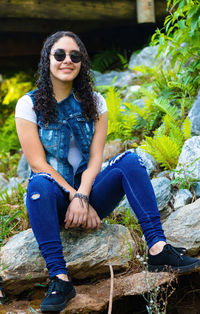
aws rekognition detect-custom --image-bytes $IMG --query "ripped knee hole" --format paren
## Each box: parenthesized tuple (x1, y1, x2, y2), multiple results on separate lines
(30, 193, 40, 200)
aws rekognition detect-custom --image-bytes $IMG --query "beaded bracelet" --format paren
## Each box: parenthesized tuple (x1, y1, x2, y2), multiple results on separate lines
(73, 193, 89, 210)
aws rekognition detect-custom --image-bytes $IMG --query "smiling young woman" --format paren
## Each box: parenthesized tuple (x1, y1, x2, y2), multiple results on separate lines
(15, 31, 200, 312)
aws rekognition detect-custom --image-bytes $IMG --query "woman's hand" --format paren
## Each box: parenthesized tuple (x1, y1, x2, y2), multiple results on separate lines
(82, 204, 101, 230)
(64, 197, 88, 229)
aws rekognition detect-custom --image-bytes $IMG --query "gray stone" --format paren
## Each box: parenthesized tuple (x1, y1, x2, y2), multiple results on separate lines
(176, 136, 200, 181)
(129, 44, 177, 72)
(129, 46, 159, 69)
(17, 154, 31, 179)
(151, 177, 172, 212)
(173, 189, 193, 211)
(94, 70, 135, 87)
(103, 139, 123, 162)
(0, 173, 9, 191)
(194, 182, 200, 198)
(6, 177, 23, 195)
(127, 85, 141, 93)
(136, 147, 157, 177)
(65, 271, 175, 314)
(122, 85, 142, 104)
(163, 198, 200, 255)
(116, 197, 132, 214)
(160, 207, 173, 222)
(157, 171, 174, 180)
(188, 91, 200, 136)
(0, 224, 135, 292)
(133, 98, 145, 108)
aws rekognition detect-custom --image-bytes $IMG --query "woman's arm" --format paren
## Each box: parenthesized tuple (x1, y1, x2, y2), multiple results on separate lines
(77, 111, 108, 196)
(64, 111, 108, 229)
(15, 118, 76, 197)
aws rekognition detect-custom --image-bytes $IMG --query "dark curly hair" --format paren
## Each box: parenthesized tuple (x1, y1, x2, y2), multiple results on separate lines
(34, 31, 98, 123)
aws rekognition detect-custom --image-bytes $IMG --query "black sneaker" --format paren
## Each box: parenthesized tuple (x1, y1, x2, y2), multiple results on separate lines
(172, 246, 187, 255)
(40, 276, 76, 312)
(148, 244, 200, 273)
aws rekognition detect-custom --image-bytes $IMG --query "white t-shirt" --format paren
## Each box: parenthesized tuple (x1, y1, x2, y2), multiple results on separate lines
(15, 91, 107, 174)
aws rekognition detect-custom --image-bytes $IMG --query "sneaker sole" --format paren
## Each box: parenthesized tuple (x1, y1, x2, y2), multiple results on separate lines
(148, 259, 200, 274)
(40, 287, 76, 312)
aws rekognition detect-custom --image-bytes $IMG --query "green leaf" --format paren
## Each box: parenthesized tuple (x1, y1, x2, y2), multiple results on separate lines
(182, 116, 191, 140)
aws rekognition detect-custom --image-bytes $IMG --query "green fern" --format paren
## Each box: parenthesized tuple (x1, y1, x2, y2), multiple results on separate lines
(0, 114, 20, 152)
(106, 86, 137, 141)
(92, 49, 128, 72)
(182, 116, 191, 140)
(123, 102, 146, 118)
(141, 111, 191, 170)
(153, 97, 179, 122)
(1, 72, 34, 106)
(141, 135, 180, 170)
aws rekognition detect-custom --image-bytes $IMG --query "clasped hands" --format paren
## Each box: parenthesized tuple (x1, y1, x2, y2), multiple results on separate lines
(64, 196, 101, 230)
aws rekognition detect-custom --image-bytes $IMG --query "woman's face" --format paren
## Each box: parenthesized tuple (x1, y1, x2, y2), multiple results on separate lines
(49, 36, 81, 84)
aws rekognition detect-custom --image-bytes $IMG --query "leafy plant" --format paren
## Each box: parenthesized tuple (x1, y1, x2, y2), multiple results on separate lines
(105, 86, 138, 142)
(0, 72, 35, 153)
(0, 183, 29, 247)
(151, 0, 200, 93)
(171, 157, 200, 189)
(92, 48, 129, 72)
(140, 97, 191, 170)
(0, 151, 21, 179)
(0, 72, 34, 125)
(0, 114, 21, 153)
(125, 0, 199, 168)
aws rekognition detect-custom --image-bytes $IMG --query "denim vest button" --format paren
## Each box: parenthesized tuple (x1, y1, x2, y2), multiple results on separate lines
(63, 120, 67, 124)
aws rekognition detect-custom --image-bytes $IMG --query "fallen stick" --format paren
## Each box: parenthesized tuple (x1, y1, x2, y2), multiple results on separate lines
(108, 263, 114, 314)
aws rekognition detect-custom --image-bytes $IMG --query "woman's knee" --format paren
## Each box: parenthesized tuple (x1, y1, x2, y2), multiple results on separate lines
(27, 173, 55, 199)
(109, 151, 141, 167)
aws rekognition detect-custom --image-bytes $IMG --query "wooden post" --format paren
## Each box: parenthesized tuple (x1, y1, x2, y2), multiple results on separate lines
(136, 0, 155, 23)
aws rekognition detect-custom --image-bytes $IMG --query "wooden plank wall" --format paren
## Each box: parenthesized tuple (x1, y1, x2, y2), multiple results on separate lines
(0, 0, 135, 20)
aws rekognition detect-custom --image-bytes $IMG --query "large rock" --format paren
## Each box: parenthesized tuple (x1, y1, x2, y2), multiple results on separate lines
(0, 224, 135, 293)
(173, 189, 193, 211)
(0, 271, 175, 313)
(94, 70, 135, 87)
(129, 44, 178, 72)
(188, 91, 200, 136)
(6, 177, 23, 195)
(176, 136, 200, 181)
(121, 85, 143, 104)
(103, 139, 123, 162)
(163, 198, 200, 255)
(194, 182, 200, 198)
(64, 271, 175, 314)
(129, 46, 160, 69)
(151, 177, 172, 212)
(0, 173, 8, 191)
(136, 147, 157, 177)
(17, 154, 31, 179)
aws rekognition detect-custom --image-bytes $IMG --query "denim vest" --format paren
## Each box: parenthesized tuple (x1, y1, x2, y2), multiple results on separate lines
(26, 89, 94, 187)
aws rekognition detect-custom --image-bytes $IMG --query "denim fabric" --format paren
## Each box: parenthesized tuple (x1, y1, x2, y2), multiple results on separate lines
(26, 151, 166, 277)
(26, 89, 94, 187)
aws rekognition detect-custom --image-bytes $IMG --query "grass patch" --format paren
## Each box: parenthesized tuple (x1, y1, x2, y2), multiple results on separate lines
(0, 182, 29, 248)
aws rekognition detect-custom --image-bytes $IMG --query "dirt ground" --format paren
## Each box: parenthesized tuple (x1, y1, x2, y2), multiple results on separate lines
(0, 271, 200, 314)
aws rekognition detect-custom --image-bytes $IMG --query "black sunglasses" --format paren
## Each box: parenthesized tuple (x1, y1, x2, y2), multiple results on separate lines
(51, 49, 82, 63)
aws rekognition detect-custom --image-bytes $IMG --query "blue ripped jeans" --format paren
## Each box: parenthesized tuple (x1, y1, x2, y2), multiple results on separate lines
(26, 152, 166, 277)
